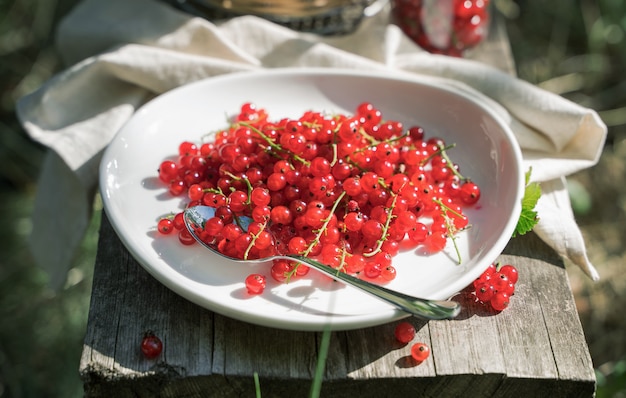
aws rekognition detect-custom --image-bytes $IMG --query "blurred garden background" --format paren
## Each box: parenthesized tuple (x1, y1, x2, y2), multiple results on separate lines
(1, 0, 625, 396)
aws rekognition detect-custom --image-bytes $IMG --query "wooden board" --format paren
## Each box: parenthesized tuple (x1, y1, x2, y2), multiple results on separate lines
(80, 212, 595, 397)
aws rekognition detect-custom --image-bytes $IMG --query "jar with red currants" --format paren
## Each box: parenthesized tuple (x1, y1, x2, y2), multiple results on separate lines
(391, 0, 490, 57)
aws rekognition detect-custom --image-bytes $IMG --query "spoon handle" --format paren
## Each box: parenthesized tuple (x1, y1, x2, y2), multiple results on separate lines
(184, 205, 461, 320)
(284, 255, 461, 320)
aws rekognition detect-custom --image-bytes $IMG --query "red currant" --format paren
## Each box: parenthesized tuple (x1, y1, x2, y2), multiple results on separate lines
(141, 331, 163, 359)
(410, 342, 430, 362)
(491, 292, 510, 311)
(423, 231, 447, 253)
(270, 205, 293, 225)
(178, 141, 198, 156)
(157, 218, 174, 234)
(271, 261, 293, 282)
(380, 265, 397, 282)
(204, 217, 224, 236)
(499, 264, 518, 284)
(178, 229, 196, 245)
(343, 212, 365, 232)
(460, 181, 481, 205)
(345, 254, 366, 274)
(250, 187, 271, 206)
(362, 261, 381, 279)
(361, 220, 384, 241)
(394, 321, 416, 344)
(245, 274, 266, 294)
(267, 172, 287, 191)
(168, 180, 185, 196)
(492, 272, 510, 292)
(187, 184, 204, 201)
(158, 160, 178, 183)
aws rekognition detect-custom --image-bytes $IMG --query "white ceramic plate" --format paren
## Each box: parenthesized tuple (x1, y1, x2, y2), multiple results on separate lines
(100, 68, 524, 331)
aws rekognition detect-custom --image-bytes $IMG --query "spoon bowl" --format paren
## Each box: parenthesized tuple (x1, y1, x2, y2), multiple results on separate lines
(184, 205, 461, 320)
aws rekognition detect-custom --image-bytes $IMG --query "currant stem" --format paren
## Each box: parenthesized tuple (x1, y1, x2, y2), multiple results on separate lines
(223, 170, 253, 205)
(285, 191, 348, 281)
(304, 191, 347, 257)
(434, 198, 465, 219)
(433, 198, 463, 264)
(337, 245, 349, 273)
(237, 121, 281, 151)
(434, 142, 466, 181)
(160, 212, 176, 220)
(329, 143, 339, 167)
(344, 156, 368, 173)
(243, 219, 269, 260)
(363, 191, 398, 258)
(200, 127, 220, 142)
(302, 120, 323, 130)
(238, 121, 310, 166)
(449, 232, 462, 265)
(359, 126, 379, 146)
(353, 131, 410, 156)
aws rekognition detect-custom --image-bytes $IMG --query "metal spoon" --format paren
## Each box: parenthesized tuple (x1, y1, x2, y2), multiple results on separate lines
(184, 205, 461, 320)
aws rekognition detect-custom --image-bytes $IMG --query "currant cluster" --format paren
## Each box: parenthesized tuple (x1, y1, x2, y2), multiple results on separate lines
(392, 0, 490, 57)
(394, 321, 430, 363)
(156, 102, 481, 286)
(472, 262, 518, 311)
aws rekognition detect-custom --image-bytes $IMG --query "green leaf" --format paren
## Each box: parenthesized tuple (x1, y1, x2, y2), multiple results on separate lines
(513, 168, 541, 237)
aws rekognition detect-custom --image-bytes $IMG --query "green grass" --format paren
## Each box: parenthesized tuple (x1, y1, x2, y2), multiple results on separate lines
(1, 1, 93, 396)
(1, 0, 625, 397)
(0, 191, 98, 397)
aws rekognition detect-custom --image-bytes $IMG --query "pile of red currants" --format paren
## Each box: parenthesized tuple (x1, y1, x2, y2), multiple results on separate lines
(156, 102, 482, 289)
(472, 262, 519, 311)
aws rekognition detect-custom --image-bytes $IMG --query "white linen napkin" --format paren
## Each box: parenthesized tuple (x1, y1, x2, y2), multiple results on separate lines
(17, 0, 606, 288)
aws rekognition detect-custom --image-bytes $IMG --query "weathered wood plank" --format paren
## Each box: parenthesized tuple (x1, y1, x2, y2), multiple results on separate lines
(492, 253, 559, 380)
(81, 212, 595, 397)
(428, 297, 507, 376)
(216, 317, 317, 378)
(496, 232, 596, 397)
(343, 318, 435, 379)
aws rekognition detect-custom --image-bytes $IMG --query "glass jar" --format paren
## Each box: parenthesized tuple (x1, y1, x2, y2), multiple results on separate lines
(166, 0, 387, 35)
(391, 0, 490, 56)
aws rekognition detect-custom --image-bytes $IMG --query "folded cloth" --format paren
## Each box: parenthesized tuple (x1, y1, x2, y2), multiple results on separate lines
(17, 0, 606, 288)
